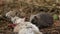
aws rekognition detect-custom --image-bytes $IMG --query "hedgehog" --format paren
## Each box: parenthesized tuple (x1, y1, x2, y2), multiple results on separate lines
(30, 12, 53, 29)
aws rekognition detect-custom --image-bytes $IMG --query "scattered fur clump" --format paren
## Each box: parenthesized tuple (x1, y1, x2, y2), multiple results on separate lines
(30, 12, 53, 29)
(5, 11, 43, 34)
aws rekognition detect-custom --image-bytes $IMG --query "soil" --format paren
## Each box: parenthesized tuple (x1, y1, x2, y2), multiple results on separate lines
(0, 0, 60, 34)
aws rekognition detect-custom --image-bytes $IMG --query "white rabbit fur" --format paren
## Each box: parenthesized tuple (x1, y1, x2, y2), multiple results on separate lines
(6, 11, 43, 34)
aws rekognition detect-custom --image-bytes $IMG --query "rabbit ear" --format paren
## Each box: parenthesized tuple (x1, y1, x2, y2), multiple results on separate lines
(6, 11, 12, 17)
(6, 10, 17, 18)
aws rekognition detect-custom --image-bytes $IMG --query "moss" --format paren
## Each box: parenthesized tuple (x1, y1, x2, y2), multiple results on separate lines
(53, 14, 59, 20)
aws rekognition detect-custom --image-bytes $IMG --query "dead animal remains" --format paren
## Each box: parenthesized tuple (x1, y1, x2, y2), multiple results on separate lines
(5, 11, 43, 34)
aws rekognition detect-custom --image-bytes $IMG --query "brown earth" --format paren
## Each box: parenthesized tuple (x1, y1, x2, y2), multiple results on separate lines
(0, 0, 60, 34)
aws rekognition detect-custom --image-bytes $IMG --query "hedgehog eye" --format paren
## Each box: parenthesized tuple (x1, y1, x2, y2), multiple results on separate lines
(34, 16, 38, 20)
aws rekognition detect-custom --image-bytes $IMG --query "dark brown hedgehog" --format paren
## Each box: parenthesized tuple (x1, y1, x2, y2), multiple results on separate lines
(30, 12, 53, 29)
